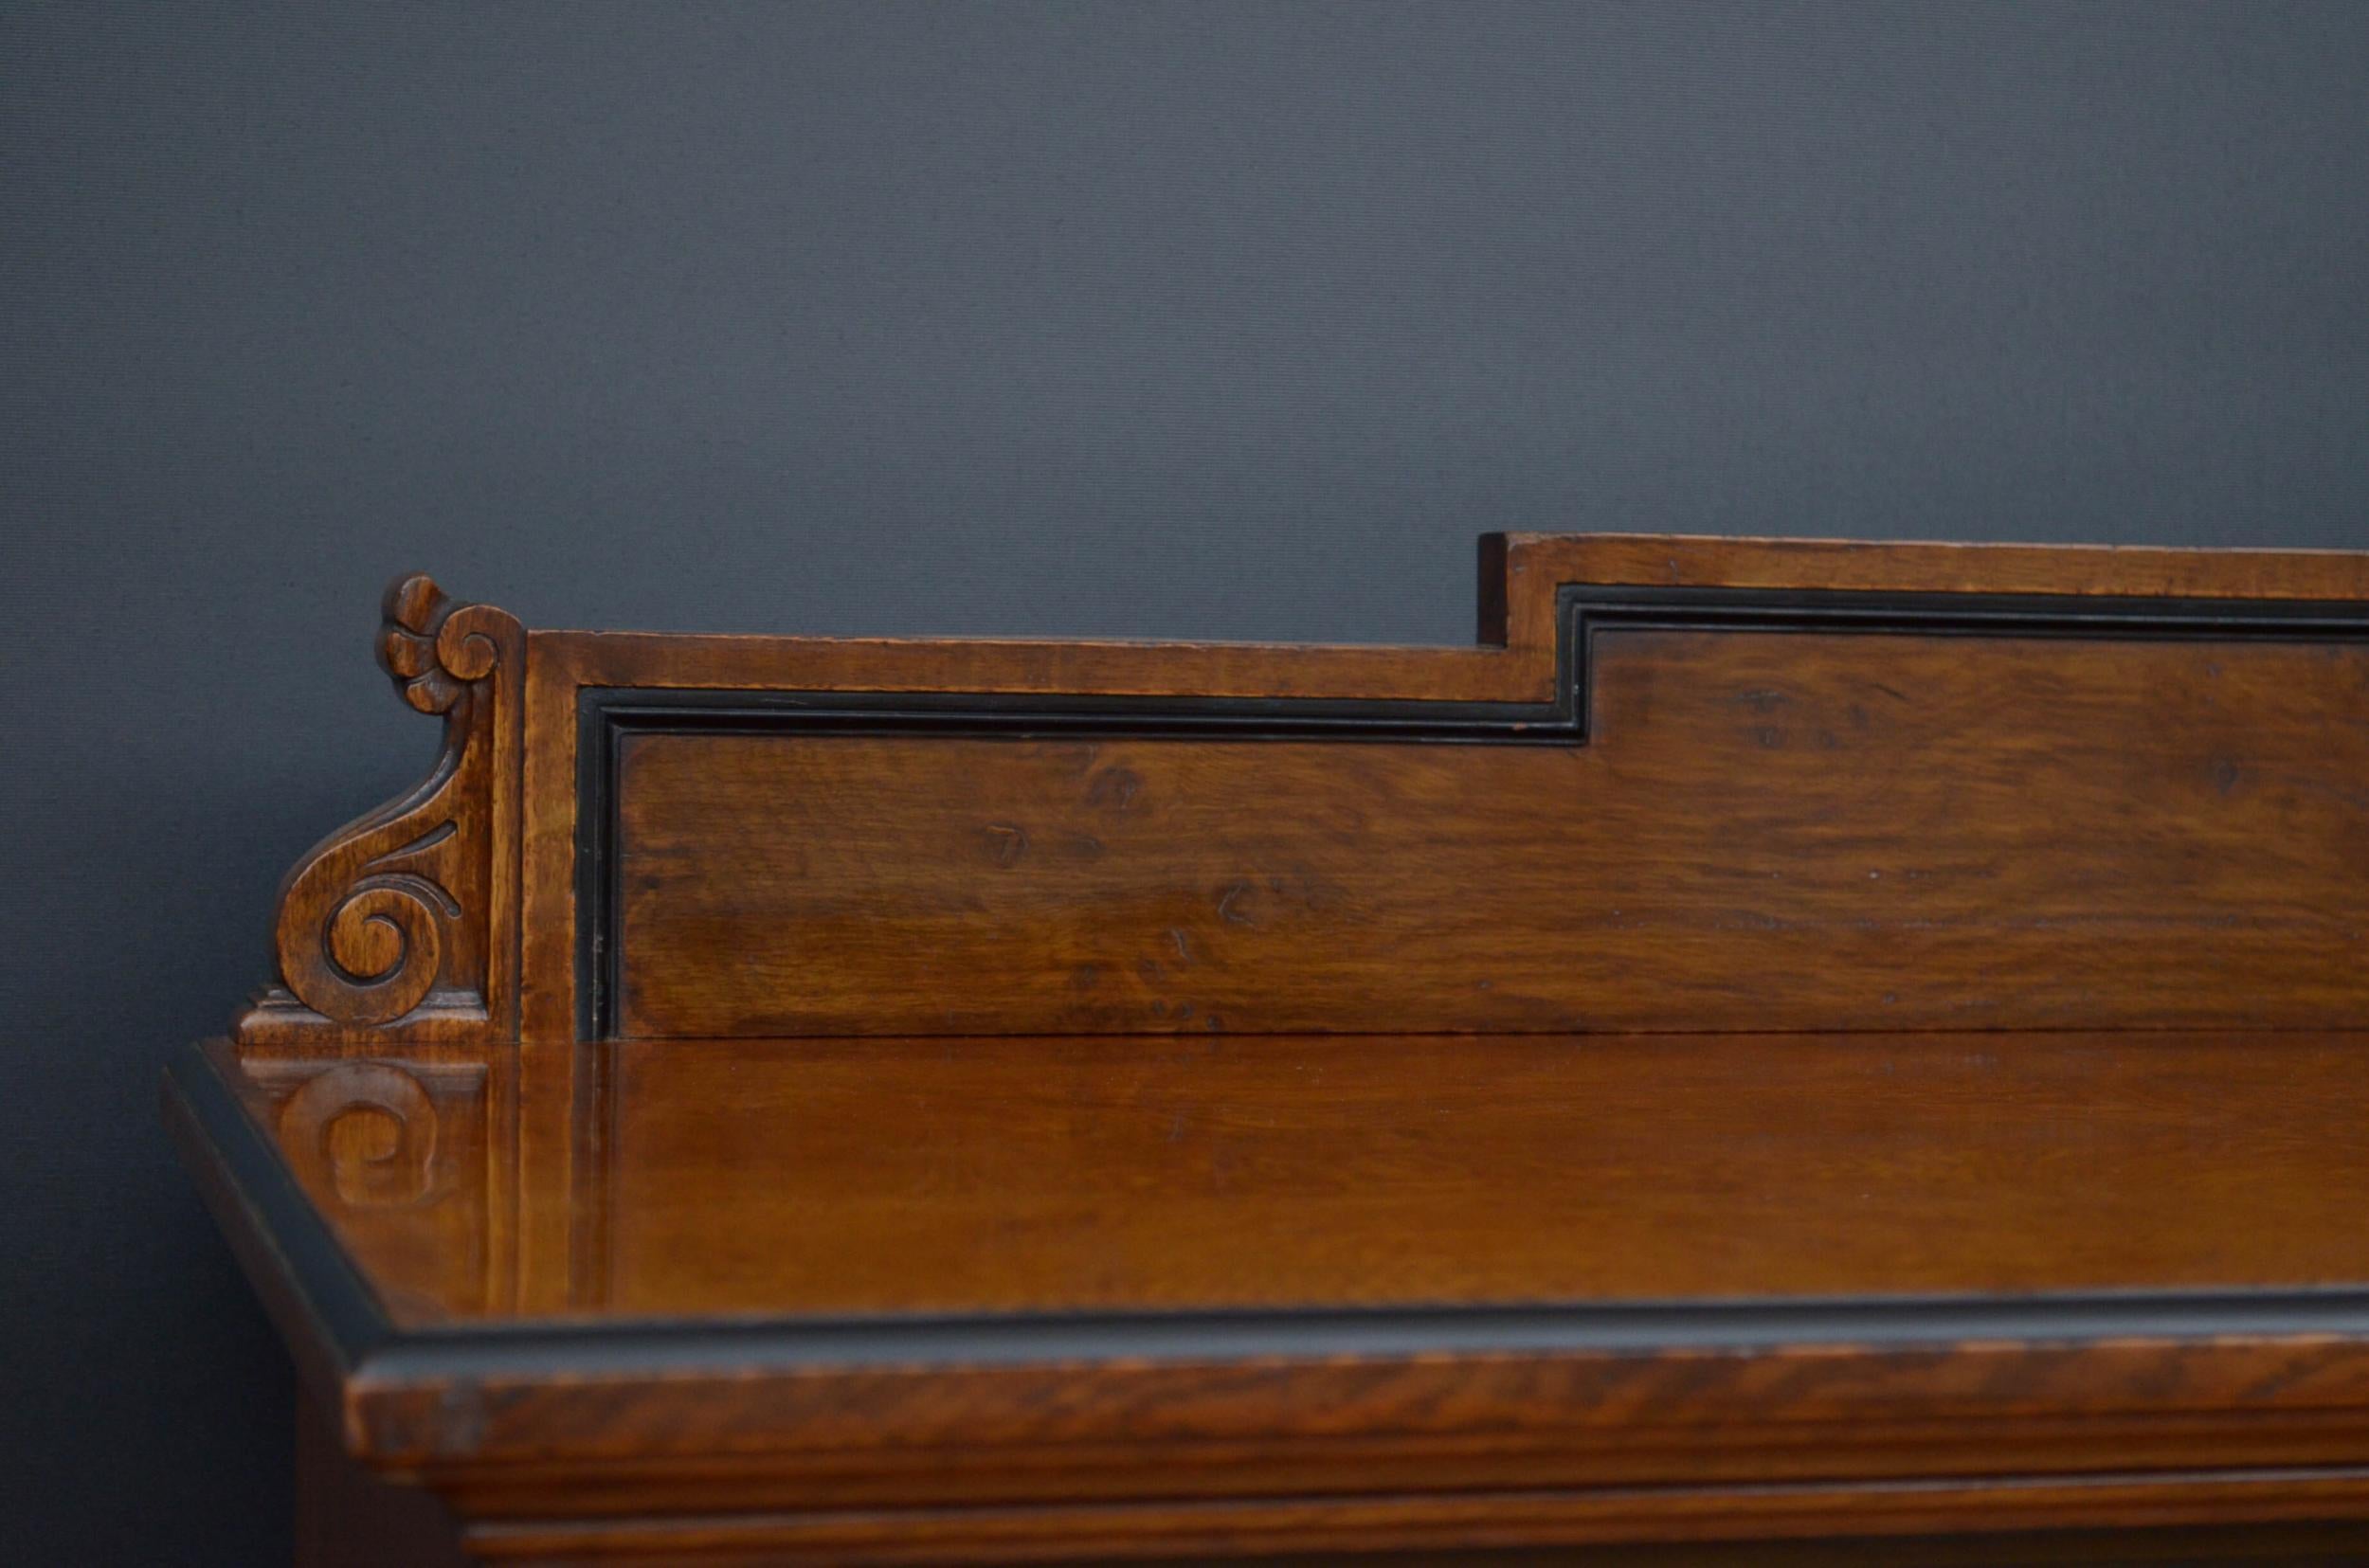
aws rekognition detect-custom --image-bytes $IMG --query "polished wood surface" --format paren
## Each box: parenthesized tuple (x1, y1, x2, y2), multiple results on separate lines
(170, 1022, 2369, 1563)
(226, 1029, 2369, 1325)
(174, 534, 2369, 1562)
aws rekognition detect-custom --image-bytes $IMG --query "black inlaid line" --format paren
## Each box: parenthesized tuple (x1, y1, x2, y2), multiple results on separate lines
(162, 1047, 395, 1377)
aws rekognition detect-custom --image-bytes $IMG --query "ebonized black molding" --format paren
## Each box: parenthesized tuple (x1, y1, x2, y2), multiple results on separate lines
(570, 583, 2369, 1041)
(161, 1047, 391, 1393)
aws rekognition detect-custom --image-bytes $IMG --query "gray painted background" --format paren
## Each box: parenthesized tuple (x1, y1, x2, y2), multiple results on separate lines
(6, 2, 2367, 1559)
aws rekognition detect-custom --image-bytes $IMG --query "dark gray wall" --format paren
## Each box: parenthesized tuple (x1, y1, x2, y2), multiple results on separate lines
(6, 2, 2367, 1558)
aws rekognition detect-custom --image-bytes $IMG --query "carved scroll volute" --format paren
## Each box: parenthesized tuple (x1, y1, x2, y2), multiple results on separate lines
(235, 575, 524, 1047)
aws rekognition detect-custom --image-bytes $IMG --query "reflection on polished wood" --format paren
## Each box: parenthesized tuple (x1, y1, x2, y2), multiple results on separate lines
(230, 1029, 2369, 1327)
(167, 536, 2369, 1564)
(241, 1054, 502, 1323)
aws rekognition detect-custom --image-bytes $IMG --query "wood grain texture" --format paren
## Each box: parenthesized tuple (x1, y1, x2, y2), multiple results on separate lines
(508, 533, 2369, 1042)
(614, 628, 2369, 1038)
(592, 1030, 2369, 1317)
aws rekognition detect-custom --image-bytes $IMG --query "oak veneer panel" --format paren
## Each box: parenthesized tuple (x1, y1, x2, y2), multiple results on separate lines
(614, 628, 2369, 1039)
(593, 1030, 2369, 1319)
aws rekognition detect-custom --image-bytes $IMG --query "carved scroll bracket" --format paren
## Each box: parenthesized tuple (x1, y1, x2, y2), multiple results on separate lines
(236, 574, 523, 1048)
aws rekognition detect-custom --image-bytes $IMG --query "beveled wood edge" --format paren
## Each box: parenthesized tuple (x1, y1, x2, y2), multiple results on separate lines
(163, 1040, 390, 1432)
(167, 1039, 2369, 1469)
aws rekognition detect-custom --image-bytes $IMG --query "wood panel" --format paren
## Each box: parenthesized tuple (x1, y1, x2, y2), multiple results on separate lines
(513, 533, 2369, 1044)
(595, 1028, 2369, 1318)
(614, 627, 2369, 1038)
